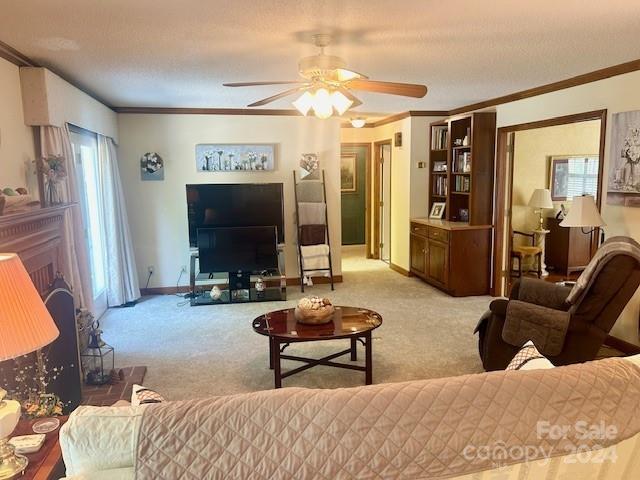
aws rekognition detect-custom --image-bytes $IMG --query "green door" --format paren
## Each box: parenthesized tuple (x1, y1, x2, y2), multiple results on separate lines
(341, 145, 367, 245)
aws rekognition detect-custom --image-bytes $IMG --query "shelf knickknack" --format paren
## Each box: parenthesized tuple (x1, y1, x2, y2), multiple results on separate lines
(196, 144, 276, 172)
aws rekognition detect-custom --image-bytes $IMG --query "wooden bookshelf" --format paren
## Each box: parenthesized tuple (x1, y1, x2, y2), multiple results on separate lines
(428, 112, 496, 225)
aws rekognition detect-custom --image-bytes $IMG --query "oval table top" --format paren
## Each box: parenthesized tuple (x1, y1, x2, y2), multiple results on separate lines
(252, 306, 382, 341)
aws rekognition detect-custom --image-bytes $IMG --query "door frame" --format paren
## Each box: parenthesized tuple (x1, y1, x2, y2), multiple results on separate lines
(340, 142, 372, 255)
(374, 139, 393, 260)
(492, 109, 607, 296)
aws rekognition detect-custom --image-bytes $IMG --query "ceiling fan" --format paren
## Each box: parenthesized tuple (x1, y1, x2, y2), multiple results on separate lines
(223, 34, 428, 119)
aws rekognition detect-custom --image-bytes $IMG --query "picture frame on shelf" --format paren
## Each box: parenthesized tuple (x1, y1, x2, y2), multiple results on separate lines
(429, 202, 446, 219)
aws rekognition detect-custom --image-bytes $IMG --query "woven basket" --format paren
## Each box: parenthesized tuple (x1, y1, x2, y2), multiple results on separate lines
(294, 305, 335, 325)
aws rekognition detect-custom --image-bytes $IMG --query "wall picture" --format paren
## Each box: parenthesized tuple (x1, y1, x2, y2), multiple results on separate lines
(300, 153, 319, 180)
(140, 152, 164, 181)
(340, 154, 357, 192)
(195, 144, 275, 172)
(608, 110, 640, 207)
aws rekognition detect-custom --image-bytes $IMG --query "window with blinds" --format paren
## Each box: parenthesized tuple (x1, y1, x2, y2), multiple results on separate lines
(550, 155, 599, 201)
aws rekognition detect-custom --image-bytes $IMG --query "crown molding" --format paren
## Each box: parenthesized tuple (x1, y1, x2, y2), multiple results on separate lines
(113, 107, 303, 116)
(0, 40, 36, 67)
(448, 58, 640, 116)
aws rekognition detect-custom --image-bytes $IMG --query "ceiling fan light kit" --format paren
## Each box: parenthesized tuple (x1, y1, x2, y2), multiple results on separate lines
(223, 34, 428, 119)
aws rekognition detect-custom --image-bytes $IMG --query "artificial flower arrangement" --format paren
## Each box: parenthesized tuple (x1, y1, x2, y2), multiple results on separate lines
(34, 155, 67, 205)
(1, 350, 67, 419)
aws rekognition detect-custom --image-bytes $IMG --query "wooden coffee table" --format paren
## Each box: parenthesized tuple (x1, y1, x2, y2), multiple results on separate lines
(252, 306, 382, 388)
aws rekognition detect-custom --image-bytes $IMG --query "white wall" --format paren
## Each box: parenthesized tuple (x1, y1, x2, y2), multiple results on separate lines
(491, 69, 640, 344)
(0, 58, 37, 195)
(117, 113, 341, 288)
(20, 67, 118, 141)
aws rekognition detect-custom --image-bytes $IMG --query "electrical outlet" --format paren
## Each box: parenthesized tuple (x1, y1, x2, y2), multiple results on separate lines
(147, 265, 154, 274)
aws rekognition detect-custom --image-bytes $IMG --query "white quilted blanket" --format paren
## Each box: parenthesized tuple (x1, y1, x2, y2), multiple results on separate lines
(135, 358, 640, 479)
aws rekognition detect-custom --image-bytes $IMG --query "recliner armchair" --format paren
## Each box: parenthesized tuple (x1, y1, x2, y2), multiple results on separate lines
(477, 238, 640, 371)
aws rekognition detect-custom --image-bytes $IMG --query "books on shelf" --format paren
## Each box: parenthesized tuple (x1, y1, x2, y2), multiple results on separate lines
(433, 175, 448, 196)
(431, 126, 448, 150)
(433, 161, 447, 172)
(454, 175, 471, 193)
(453, 152, 472, 173)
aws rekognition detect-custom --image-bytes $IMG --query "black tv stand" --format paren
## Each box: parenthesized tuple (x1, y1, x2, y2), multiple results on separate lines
(188, 251, 286, 306)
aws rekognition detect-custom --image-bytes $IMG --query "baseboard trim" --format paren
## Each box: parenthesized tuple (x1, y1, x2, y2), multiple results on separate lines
(604, 335, 640, 355)
(140, 275, 343, 296)
(389, 262, 411, 277)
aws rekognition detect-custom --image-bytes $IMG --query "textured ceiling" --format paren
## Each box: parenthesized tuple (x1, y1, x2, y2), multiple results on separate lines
(2, 0, 640, 113)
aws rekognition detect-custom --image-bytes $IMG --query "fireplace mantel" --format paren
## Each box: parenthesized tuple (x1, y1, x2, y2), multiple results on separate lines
(0, 203, 73, 294)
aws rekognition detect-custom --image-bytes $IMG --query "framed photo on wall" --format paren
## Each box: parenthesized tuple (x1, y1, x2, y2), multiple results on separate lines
(340, 154, 357, 192)
(195, 144, 276, 172)
(607, 110, 640, 207)
(429, 202, 446, 219)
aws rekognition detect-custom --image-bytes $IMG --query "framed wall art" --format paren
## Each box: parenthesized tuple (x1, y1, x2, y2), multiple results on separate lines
(140, 152, 164, 181)
(195, 144, 276, 172)
(340, 154, 357, 192)
(607, 110, 640, 207)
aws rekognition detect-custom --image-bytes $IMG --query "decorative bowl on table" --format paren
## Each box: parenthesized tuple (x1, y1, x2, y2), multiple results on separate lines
(294, 296, 335, 325)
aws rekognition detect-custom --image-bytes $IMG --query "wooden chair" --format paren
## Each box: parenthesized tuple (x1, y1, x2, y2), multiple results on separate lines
(510, 231, 542, 278)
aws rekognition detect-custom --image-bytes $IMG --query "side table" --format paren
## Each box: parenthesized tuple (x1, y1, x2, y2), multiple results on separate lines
(12, 416, 68, 480)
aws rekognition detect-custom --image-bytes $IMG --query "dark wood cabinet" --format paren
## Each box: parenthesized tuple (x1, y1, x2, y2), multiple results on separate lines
(545, 217, 594, 275)
(410, 220, 491, 296)
(410, 233, 427, 277)
(426, 239, 448, 287)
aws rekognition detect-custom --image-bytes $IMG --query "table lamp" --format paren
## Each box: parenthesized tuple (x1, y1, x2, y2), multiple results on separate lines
(560, 195, 606, 232)
(0, 253, 59, 479)
(528, 188, 554, 230)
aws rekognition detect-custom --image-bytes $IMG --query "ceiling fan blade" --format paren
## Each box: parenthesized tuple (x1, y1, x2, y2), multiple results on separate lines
(223, 81, 304, 87)
(247, 87, 305, 107)
(347, 79, 428, 98)
(338, 88, 363, 108)
(336, 68, 369, 82)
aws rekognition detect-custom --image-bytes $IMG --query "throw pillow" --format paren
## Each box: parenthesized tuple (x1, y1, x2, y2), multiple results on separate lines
(506, 341, 555, 371)
(131, 384, 165, 406)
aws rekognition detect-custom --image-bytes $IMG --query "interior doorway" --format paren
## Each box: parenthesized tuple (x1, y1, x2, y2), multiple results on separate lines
(377, 141, 392, 263)
(493, 110, 607, 296)
(340, 143, 371, 255)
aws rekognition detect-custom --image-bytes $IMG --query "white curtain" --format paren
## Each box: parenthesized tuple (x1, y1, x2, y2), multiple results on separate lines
(39, 125, 94, 312)
(97, 135, 141, 306)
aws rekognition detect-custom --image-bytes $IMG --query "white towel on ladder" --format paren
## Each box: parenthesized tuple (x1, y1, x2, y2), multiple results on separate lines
(300, 244, 330, 279)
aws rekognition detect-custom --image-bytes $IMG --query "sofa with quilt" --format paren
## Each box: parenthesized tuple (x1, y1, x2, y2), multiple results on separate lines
(59, 354, 640, 480)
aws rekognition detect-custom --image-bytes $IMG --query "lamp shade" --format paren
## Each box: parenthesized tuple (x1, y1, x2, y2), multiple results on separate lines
(0, 253, 59, 361)
(528, 188, 554, 209)
(560, 195, 606, 228)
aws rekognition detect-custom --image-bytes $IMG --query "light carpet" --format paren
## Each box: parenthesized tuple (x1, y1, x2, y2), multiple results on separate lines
(101, 246, 492, 400)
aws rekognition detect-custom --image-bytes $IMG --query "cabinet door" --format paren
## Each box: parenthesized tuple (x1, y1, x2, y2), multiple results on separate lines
(427, 239, 449, 287)
(410, 234, 427, 277)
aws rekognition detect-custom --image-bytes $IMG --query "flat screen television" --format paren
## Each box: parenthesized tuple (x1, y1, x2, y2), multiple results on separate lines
(186, 183, 284, 247)
(197, 226, 278, 273)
